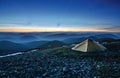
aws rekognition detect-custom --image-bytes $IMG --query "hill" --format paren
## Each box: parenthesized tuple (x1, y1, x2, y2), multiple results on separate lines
(0, 40, 66, 55)
(89, 33, 119, 40)
(62, 33, 120, 44)
(38, 40, 66, 49)
(63, 37, 86, 44)
(0, 41, 27, 55)
(24, 41, 49, 49)
(20, 35, 37, 40)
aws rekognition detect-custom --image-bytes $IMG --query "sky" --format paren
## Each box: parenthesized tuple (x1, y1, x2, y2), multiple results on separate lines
(0, 0, 120, 32)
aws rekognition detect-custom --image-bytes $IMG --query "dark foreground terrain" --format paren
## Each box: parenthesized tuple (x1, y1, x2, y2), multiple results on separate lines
(0, 46, 120, 78)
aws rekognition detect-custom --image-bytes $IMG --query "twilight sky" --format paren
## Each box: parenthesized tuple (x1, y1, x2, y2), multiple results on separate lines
(0, 0, 120, 32)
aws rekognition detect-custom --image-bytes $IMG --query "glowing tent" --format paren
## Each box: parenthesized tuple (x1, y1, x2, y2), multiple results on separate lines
(72, 39, 106, 52)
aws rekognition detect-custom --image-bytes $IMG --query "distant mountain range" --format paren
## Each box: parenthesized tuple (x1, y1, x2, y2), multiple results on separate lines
(0, 33, 120, 55)
(0, 41, 27, 55)
(0, 32, 120, 42)
(90, 34, 119, 39)
(0, 40, 66, 55)
(38, 40, 66, 49)
(63, 37, 86, 44)
(20, 35, 38, 40)
(62, 33, 120, 44)
(45, 33, 80, 37)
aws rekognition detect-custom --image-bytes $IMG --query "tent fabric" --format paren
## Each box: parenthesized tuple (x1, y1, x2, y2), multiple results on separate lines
(72, 39, 106, 52)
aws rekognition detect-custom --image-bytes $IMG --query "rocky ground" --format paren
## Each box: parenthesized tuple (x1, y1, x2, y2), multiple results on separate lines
(0, 47, 120, 78)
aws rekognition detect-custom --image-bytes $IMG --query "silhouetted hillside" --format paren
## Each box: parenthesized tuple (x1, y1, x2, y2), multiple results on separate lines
(63, 37, 86, 44)
(38, 40, 66, 49)
(0, 40, 66, 55)
(0, 41, 27, 55)
(24, 41, 49, 49)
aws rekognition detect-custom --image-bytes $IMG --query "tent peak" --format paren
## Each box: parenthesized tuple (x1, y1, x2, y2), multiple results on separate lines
(86, 38, 94, 41)
(72, 39, 106, 52)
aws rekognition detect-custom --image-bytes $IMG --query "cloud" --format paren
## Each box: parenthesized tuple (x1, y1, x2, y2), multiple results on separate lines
(0, 22, 32, 27)
(102, 25, 120, 30)
(97, 25, 120, 32)
(56, 23, 61, 27)
(0, 22, 120, 32)
(9, 22, 32, 26)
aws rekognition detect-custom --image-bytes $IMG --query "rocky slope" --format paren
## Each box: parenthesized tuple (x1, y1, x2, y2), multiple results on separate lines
(0, 46, 120, 78)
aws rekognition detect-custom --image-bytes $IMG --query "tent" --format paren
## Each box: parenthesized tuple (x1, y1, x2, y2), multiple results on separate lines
(72, 39, 106, 52)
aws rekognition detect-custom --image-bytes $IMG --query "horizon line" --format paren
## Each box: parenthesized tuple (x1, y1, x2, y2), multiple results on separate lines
(0, 30, 119, 33)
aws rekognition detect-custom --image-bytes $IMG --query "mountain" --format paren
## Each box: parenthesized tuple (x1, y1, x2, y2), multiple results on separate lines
(46, 33, 75, 37)
(46, 33, 68, 37)
(62, 33, 120, 44)
(24, 41, 49, 49)
(0, 40, 48, 55)
(63, 37, 86, 44)
(44, 33, 80, 39)
(90, 34, 119, 40)
(99, 38, 120, 43)
(38, 40, 66, 49)
(0, 40, 66, 55)
(0, 41, 27, 55)
(20, 35, 37, 40)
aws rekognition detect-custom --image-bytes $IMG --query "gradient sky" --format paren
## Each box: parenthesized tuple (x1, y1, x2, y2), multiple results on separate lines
(0, 0, 120, 32)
